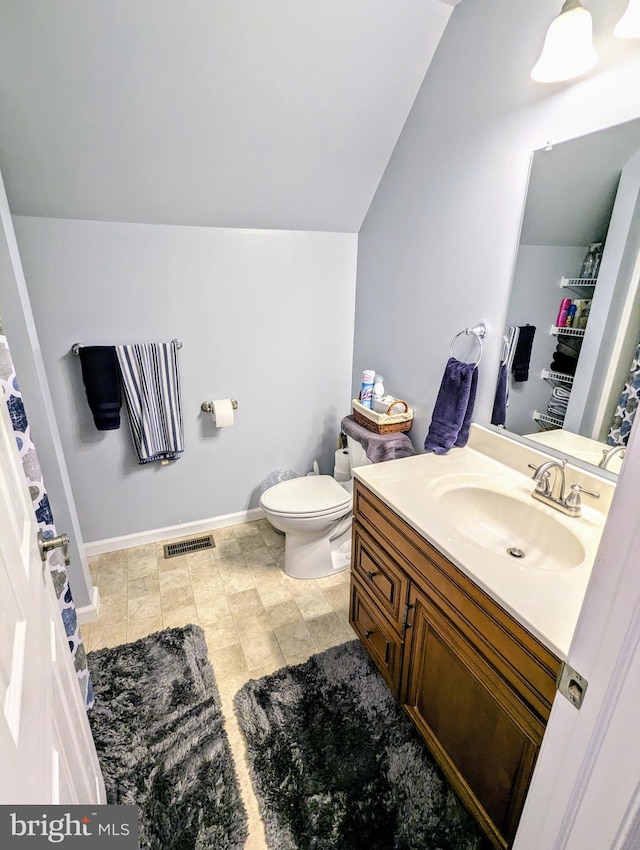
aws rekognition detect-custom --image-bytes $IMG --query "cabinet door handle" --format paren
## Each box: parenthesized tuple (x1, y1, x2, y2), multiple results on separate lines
(402, 602, 414, 632)
(364, 629, 376, 639)
(366, 570, 378, 581)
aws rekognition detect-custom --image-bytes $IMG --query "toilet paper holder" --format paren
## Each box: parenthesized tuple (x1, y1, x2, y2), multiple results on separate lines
(200, 400, 238, 413)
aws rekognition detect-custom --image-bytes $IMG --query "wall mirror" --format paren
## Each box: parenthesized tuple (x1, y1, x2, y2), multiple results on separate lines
(490, 117, 640, 478)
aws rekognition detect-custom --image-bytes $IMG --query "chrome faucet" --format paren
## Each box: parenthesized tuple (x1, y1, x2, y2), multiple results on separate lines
(528, 458, 600, 517)
(529, 458, 566, 501)
(598, 444, 625, 469)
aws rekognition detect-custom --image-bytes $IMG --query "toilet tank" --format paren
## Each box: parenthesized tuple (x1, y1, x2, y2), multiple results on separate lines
(345, 435, 372, 470)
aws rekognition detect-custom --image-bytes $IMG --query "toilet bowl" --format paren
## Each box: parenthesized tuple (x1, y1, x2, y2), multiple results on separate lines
(259, 435, 371, 579)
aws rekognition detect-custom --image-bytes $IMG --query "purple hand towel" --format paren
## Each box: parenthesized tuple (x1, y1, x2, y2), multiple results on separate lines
(424, 357, 478, 455)
(454, 364, 478, 448)
(490, 362, 508, 427)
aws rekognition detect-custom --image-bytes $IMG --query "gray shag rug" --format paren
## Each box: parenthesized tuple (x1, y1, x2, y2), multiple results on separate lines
(87, 624, 248, 850)
(234, 640, 489, 850)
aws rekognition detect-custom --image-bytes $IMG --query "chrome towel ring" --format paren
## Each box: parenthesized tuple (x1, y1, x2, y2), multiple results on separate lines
(449, 322, 488, 367)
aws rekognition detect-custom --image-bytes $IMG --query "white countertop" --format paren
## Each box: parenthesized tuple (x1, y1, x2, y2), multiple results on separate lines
(352, 426, 612, 659)
(524, 428, 624, 475)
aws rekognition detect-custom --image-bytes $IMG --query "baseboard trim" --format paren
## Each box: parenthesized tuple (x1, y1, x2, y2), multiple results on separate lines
(84, 507, 265, 557)
(76, 584, 100, 625)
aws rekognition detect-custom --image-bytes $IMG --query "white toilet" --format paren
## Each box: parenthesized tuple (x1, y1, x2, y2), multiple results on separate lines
(259, 435, 371, 579)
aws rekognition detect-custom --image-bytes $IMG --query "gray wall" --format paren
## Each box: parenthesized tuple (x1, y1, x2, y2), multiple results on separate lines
(0, 178, 93, 608)
(574, 151, 640, 439)
(14, 217, 357, 543)
(353, 0, 640, 452)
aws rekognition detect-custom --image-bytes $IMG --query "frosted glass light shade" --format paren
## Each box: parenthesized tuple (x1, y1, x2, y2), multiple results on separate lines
(531, 0, 598, 83)
(614, 0, 640, 38)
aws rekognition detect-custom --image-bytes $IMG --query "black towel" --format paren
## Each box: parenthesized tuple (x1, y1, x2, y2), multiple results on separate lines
(556, 341, 581, 358)
(512, 325, 536, 382)
(78, 346, 122, 430)
(550, 352, 578, 375)
(558, 336, 582, 354)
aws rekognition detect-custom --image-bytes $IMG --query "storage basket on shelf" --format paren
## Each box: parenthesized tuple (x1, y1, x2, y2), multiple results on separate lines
(352, 398, 413, 434)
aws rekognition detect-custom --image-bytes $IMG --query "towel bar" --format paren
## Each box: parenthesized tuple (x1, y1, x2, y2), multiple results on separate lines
(72, 338, 183, 354)
(449, 322, 487, 366)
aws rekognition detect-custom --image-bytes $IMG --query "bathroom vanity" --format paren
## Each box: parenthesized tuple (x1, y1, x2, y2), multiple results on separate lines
(348, 425, 612, 850)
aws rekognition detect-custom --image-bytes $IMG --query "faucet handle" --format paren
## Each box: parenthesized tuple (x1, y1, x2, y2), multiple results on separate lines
(528, 465, 552, 496)
(571, 483, 600, 499)
(565, 483, 600, 510)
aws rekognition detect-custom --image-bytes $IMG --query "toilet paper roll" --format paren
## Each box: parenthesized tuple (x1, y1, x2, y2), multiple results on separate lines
(334, 448, 350, 477)
(211, 399, 235, 428)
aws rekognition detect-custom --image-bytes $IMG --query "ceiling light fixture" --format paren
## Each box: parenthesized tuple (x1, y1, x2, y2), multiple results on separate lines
(614, 0, 640, 38)
(531, 0, 598, 83)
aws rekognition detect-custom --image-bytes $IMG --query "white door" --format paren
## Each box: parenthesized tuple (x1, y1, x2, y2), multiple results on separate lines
(514, 419, 640, 848)
(0, 387, 105, 804)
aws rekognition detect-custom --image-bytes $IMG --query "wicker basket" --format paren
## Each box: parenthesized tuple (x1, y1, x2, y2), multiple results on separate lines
(352, 398, 413, 434)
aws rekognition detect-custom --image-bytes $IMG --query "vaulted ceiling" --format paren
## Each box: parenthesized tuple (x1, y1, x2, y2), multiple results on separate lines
(0, 0, 459, 232)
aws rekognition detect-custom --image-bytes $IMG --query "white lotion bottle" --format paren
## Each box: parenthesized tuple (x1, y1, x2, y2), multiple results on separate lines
(373, 374, 385, 402)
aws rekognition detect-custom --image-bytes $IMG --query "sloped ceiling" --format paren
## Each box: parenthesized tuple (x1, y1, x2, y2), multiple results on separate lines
(0, 0, 459, 232)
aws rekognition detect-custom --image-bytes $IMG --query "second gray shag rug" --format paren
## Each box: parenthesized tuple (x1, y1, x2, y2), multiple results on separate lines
(234, 639, 488, 850)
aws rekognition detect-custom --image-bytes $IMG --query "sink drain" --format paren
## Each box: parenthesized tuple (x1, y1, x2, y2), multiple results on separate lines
(507, 547, 525, 559)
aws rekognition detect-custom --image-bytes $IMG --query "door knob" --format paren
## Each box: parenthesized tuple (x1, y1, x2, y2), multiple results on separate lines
(37, 531, 70, 566)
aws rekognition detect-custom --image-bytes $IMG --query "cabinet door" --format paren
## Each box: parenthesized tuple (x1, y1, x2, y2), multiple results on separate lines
(401, 585, 544, 850)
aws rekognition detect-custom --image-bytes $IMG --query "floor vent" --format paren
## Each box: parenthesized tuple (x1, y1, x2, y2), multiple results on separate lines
(163, 535, 215, 559)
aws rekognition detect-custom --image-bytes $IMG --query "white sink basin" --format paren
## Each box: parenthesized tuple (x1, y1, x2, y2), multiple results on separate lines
(437, 484, 586, 571)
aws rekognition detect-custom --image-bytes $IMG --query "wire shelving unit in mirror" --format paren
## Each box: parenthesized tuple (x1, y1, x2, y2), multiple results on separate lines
(533, 410, 565, 428)
(550, 325, 586, 337)
(560, 276, 597, 293)
(541, 369, 574, 386)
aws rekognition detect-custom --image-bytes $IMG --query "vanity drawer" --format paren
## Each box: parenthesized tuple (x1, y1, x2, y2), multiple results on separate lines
(353, 480, 561, 720)
(349, 577, 403, 697)
(352, 522, 409, 633)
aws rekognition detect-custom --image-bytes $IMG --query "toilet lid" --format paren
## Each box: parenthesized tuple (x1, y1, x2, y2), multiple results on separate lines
(260, 475, 352, 515)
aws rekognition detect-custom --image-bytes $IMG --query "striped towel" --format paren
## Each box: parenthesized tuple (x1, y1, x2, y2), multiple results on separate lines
(116, 343, 184, 464)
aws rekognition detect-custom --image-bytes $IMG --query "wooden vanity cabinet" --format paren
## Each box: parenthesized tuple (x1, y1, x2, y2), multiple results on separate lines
(349, 480, 562, 850)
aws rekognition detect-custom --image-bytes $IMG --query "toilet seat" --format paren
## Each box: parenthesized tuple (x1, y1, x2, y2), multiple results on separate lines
(260, 474, 352, 518)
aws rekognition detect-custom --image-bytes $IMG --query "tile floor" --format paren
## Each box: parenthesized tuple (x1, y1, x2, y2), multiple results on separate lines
(82, 518, 357, 849)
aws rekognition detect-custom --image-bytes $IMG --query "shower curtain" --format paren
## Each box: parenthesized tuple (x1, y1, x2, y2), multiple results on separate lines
(607, 337, 640, 448)
(0, 323, 93, 709)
